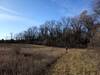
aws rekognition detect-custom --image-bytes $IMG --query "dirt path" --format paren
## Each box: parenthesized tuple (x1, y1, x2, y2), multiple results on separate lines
(45, 49, 100, 75)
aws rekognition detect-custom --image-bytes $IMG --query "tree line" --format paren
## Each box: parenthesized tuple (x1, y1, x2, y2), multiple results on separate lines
(1, 0, 100, 48)
(13, 11, 95, 48)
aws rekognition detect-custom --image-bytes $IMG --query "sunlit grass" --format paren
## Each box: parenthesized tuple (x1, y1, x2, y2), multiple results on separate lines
(46, 49, 100, 75)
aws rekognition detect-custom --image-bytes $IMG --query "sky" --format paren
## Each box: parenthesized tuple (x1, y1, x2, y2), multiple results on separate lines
(0, 0, 93, 39)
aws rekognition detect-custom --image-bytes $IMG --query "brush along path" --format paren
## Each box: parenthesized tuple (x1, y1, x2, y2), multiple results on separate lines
(46, 49, 100, 75)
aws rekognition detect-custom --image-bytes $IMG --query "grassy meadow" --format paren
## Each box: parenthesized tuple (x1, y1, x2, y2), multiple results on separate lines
(0, 44, 99, 75)
(0, 44, 66, 75)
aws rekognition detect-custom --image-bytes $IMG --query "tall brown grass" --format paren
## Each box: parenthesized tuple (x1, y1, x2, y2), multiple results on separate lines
(0, 44, 65, 75)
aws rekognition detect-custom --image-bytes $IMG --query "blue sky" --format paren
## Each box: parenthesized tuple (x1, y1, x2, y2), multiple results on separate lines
(0, 0, 92, 39)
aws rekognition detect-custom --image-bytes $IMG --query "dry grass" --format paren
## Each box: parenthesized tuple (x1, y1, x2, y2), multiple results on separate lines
(0, 44, 66, 75)
(46, 49, 100, 75)
(0, 44, 99, 75)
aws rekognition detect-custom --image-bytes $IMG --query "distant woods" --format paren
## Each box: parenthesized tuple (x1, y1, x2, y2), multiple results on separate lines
(1, 11, 94, 48)
(1, 0, 100, 48)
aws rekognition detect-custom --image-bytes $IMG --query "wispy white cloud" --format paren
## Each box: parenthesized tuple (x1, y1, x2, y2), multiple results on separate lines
(0, 6, 35, 23)
(0, 6, 18, 15)
(0, 13, 32, 22)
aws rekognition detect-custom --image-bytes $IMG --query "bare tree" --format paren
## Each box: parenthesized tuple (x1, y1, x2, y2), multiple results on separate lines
(10, 33, 13, 40)
(80, 10, 97, 48)
(14, 14, 93, 48)
(94, 0, 100, 16)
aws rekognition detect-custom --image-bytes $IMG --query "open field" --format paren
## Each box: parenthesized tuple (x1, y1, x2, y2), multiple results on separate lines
(0, 44, 100, 75)
(46, 49, 100, 75)
(0, 44, 66, 75)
